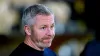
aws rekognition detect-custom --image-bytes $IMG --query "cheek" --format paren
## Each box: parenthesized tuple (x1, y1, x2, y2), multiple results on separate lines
(53, 30, 55, 34)
(53, 31, 55, 36)
(35, 29, 46, 39)
(39, 31, 46, 37)
(52, 29, 55, 35)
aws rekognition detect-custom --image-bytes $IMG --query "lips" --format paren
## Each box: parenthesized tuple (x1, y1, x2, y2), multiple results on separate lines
(41, 36, 54, 43)
(43, 39, 52, 43)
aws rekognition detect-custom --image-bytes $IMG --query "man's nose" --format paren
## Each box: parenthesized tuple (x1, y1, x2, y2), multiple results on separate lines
(46, 28, 53, 36)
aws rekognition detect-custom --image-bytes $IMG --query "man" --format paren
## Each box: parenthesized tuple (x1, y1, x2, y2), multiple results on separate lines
(9, 4, 56, 56)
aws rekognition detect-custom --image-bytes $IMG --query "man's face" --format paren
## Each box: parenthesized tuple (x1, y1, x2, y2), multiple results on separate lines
(31, 14, 55, 48)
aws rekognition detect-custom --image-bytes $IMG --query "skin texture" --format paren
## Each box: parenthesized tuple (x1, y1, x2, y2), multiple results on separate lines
(24, 14, 55, 51)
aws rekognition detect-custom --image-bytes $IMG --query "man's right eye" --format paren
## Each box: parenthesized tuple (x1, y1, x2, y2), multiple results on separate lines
(40, 27, 46, 30)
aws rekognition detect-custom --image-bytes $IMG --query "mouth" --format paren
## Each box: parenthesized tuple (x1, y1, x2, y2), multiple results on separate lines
(41, 36, 54, 43)
(43, 39, 52, 43)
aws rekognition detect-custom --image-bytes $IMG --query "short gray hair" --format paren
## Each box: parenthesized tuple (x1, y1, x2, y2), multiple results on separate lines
(21, 4, 54, 35)
(22, 4, 54, 27)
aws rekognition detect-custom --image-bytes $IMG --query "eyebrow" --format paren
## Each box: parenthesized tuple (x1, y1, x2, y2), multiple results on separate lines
(41, 23, 55, 27)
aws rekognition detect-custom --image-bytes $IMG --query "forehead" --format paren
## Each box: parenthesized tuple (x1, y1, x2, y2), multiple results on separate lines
(35, 15, 54, 24)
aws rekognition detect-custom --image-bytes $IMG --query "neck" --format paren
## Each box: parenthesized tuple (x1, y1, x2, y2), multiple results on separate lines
(24, 35, 44, 51)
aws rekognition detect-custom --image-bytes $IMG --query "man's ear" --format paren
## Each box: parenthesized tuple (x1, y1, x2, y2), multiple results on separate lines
(24, 25, 31, 35)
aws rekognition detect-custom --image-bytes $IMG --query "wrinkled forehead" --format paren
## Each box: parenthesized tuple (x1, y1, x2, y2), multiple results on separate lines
(35, 14, 55, 24)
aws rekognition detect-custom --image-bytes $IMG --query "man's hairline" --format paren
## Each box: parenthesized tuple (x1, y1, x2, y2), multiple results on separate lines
(24, 13, 54, 33)
(27, 14, 54, 26)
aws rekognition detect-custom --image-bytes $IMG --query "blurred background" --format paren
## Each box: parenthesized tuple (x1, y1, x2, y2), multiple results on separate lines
(0, 0, 99, 56)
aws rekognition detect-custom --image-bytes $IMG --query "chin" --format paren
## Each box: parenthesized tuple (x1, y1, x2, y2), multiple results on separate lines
(38, 41, 52, 48)
(42, 43, 52, 48)
(46, 44, 51, 47)
(44, 43, 51, 47)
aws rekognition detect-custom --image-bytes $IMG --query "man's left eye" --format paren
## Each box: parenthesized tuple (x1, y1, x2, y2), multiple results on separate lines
(51, 25, 54, 29)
